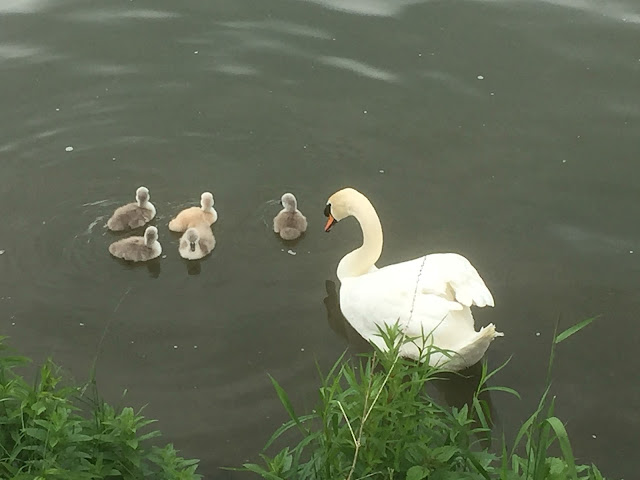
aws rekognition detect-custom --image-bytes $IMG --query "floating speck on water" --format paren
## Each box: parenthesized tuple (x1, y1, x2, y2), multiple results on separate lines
(418, 53, 422, 57)
(55, 108, 60, 111)
(301, 348, 305, 352)
(303, 145, 307, 149)
(162, 255, 167, 259)
(65, 146, 74, 152)
(194, 50, 199, 54)
(535, 332, 541, 336)
(630, 250, 634, 254)
(287, 249, 296, 256)
(592, 434, 597, 439)
(0, 250, 4, 255)
(379, 169, 385, 173)
(562, 159, 567, 163)
(79, 323, 85, 326)
(173, 345, 178, 349)
(112, 157, 116, 161)
(131, 341, 134, 344)
(193, 345, 198, 349)
(11, 323, 15, 326)
(363, 110, 368, 114)
(477, 75, 484, 80)
(42, 221, 46, 225)
(490, 92, 495, 96)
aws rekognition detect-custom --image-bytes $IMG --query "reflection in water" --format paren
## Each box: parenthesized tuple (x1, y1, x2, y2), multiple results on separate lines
(186, 260, 202, 276)
(322, 279, 496, 427)
(119, 257, 162, 279)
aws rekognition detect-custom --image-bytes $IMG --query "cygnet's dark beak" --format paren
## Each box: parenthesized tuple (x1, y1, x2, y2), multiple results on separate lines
(190, 242, 196, 252)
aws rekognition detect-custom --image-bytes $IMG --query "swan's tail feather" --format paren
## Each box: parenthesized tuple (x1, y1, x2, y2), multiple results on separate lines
(432, 323, 503, 371)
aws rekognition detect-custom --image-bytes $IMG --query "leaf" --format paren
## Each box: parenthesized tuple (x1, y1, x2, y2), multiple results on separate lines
(544, 417, 578, 479)
(406, 465, 430, 480)
(555, 317, 596, 344)
(483, 386, 521, 399)
(267, 374, 306, 434)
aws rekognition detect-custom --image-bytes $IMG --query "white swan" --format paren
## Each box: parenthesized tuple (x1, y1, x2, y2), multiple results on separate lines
(107, 186, 156, 231)
(273, 193, 308, 240)
(108, 226, 162, 262)
(178, 224, 215, 260)
(324, 187, 502, 371)
(168, 192, 217, 232)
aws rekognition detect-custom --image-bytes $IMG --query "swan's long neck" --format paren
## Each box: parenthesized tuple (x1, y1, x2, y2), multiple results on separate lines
(337, 196, 383, 281)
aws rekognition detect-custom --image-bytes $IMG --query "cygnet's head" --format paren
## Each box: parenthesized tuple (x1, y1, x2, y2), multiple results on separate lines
(185, 227, 199, 252)
(200, 192, 214, 210)
(144, 226, 158, 245)
(280, 193, 297, 212)
(136, 186, 150, 205)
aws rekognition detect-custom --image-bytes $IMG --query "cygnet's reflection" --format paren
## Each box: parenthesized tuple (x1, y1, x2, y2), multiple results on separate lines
(322, 278, 497, 430)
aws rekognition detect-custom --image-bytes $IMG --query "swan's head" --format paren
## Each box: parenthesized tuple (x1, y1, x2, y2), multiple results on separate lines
(200, 192, 214, 210)
(185, 228, 199, 252)
(136, 186, 150, 205)
(324, 187, 364, 232)
(280, 193, 297, 212)
(144, 226, 158, 246)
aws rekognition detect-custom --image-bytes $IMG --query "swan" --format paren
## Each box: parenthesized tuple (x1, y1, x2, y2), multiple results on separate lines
(273, 193, 308, 240)
(107, 186, 156, 231)
(168, 192, 217, 232)
(178, 224, 216, 260)
(324, 187, 502, 371)
(108, 226, 162, 262)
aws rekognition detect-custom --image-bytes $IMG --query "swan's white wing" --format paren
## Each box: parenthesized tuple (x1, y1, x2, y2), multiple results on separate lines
(339, 253, 494, 350)
(417, 253, 494, 308)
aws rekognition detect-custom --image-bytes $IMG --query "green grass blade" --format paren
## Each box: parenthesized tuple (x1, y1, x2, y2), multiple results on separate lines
(483, 386, 521, 400)
(544, 417, 578, 479)
(267, 374, 307, 435)
(555, 317, 596, 344)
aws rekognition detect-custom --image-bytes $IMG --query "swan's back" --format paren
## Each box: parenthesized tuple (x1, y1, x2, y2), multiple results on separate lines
(107, 203, 156, 231)
(109, 236, 161, 262)
(273, 211, 307, 240)
(169, 207, 217, 232)
(339, 253, 497, 367)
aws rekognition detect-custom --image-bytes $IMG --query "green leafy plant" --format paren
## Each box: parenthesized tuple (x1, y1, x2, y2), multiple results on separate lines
(0, 337, 201, 479)
(240, 319, 608, 480)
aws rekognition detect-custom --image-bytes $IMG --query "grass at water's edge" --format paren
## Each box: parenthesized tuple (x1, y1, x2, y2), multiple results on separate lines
(238, 318, 609, 480)
(0, 337, 201, 480)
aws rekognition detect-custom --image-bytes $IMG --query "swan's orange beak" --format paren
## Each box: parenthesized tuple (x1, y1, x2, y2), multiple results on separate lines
(324, 214, 336, 232)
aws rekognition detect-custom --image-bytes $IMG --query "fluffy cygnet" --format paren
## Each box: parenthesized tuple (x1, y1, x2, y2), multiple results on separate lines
(108, 226, 162, 262)
(273, 193, 307, 240)
(107, 186, 156, 231)
(179, 224, 216, 260)
(168, 192, 217, 232)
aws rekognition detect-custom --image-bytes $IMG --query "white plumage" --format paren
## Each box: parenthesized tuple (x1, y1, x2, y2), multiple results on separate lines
(325, 187, 501, 371)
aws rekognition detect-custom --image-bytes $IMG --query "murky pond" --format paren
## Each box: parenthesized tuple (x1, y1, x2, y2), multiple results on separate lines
(1, 0, 638, 477)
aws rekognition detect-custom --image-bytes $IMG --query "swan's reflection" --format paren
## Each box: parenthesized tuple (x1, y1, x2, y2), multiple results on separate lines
(322, 278, 497, 433)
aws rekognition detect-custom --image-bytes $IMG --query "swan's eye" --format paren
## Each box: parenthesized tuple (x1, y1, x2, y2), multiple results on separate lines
(324, 203, 331, 217)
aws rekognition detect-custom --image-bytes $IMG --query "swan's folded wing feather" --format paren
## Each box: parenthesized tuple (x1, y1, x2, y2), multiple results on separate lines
(418, 254, 494, 308)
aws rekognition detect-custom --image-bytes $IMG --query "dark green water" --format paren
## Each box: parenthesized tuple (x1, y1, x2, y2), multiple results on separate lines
(1, 0, 638, 477)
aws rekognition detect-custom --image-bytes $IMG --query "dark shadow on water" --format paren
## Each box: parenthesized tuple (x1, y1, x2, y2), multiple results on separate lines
(322, 278, 497, 435)
(117, 257, 162, 278)
(185, 259, 202, 275)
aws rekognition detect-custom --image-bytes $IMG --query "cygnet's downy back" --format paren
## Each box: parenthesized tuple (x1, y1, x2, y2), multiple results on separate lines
(179, 224, 216, 260)
(107, 186, 156, 231)
(168, 191, 218, 232)
(273, 193, 307, 240)
(108, 226, 162, 262)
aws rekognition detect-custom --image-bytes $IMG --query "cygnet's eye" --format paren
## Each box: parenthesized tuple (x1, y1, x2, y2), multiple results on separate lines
(324, 203, 331, 217)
